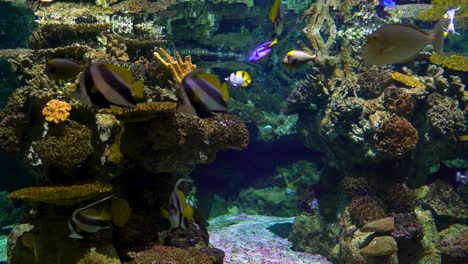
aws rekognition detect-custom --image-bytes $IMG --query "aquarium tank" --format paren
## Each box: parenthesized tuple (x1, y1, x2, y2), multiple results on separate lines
(0, 0, 467, 263)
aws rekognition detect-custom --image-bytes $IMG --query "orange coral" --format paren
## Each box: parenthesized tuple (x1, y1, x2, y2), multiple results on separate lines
(153, 48, 196, 83)
(42, 99, 71, 123)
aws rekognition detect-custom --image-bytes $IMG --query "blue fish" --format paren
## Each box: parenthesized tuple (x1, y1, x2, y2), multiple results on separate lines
(456, 170, 468, 185)
(380, 0, 396, 8)
(248, 38, 278, 63)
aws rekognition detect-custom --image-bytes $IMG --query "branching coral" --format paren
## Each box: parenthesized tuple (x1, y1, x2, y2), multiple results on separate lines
(34, 120, 94, 168)
(348, 196, 386, 227)
(430, 53, 468, 72)
(427, 93, 466, 141)
(7, 182, 112, 205)
(374, 115, 418, 158)
(301, 3, 336, 56)
(383, 86, 415, 118)
(153, 48, 196, 83)
(42, 99, 71, 124)
(390, 72, 425, 89)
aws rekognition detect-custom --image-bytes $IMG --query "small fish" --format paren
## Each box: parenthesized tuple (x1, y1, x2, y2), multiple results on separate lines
(177, 72, 229, 117)
(458, 135, 468, 142)
(248, 38, 278, 63)
(161, 179, 194, 230)
(45, 58, 85, 80)
(443, 7, 460, 37)
(72, 63, 140, 108)
(379, 0, 396, 8)
(282, 50, 317, 69)
(285, 186, 297, 195)
(360, 21, 445, 66)
(68, 195, 113, 239)
(270, 0, 284, 38)
(225, 71, 252, 87)
(262, 125, 273, 130)
(456, 170, 468, 185)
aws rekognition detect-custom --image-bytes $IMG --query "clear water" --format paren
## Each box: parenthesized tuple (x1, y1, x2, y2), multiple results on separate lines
(0, 1, 467, 264)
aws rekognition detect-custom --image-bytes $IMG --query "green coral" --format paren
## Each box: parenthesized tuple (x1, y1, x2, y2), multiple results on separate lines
(417, 0, 468, 21)
(430, 53, 468, 72)
(34, 120, 94, 168)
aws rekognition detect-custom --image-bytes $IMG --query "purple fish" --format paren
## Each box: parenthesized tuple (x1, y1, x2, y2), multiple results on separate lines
(248, 38, 278, 63)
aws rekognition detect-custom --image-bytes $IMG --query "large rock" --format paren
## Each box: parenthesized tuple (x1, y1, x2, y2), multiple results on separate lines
(362, 217, 394, 232)
(360, 236, 397, 256)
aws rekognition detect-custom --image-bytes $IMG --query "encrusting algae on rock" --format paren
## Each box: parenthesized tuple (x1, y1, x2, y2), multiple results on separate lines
(8, 182, 112, 205)
(390, 72, 425, 89)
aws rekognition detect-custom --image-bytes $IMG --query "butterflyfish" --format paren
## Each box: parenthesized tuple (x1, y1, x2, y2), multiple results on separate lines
(360, 20, 445, 66)
(282, 50, 317, 69)
(225, 71, 251, 87)
(177, 72, 229, 117)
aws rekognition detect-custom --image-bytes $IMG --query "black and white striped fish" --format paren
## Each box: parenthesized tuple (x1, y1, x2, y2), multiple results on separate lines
(67, 195, 113, 239)
(72, 63, 138, 108)
(177, 72, 229, 117)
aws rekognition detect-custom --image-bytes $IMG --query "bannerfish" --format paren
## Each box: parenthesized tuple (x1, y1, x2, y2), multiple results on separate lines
(225, 71, 252, 87)
(161, 179, 194, 230)
(68, 195, 113, 239)
(72, 63, 141, 108)
(360, 20, 445, 66)
(282, 50, 317, 69)
(45, 58, 85, 80)
(249, 38, 278, 63)
(177, 72, 229, 117)
(270, 0, 284, 38)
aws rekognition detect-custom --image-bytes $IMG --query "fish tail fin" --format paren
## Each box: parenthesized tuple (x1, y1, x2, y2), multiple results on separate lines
(270, 38, 278, 47)
(219, 82, 230, 102)
(431, 19, 446, 53)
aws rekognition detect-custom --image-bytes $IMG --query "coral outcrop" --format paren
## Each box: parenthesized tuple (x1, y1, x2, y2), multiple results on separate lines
(374, 115, 419, 158)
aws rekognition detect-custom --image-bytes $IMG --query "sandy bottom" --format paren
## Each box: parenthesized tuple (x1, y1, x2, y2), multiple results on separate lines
(208, 214, 331, 264)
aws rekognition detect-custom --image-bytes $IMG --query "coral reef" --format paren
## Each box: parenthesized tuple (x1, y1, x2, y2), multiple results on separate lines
(374, 115, 418, 158)
(429, 53, 468, 72)
(417, 0, 468, 21)
(342, 177, 372, 198)
(127, 245, 220, 264)
(357, 67, 392, 99)
(348, 196, 386, 228)
(34, 120, 94, 168)
(153, 48, 197, 83)
(383, 87, 415, 118)
(439, 224, 468, 263)
(42, 99, 71, 124)
(426, 93, 466, 141)
(7, 182, 112, 205)
(383, 183, 416, 214)
(416, 180, 468, 219)
(389, 72, 425, 89)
